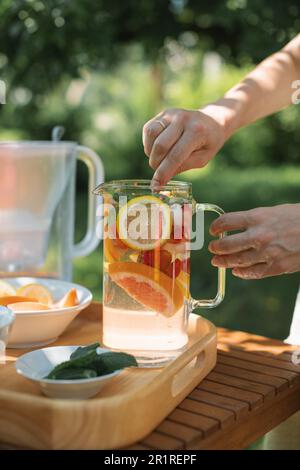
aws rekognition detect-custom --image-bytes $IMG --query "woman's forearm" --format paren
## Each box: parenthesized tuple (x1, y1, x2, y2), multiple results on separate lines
(206, 34, 300, 139)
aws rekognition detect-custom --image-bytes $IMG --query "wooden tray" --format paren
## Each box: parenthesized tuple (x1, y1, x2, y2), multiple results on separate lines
(0, 302, 217, 449)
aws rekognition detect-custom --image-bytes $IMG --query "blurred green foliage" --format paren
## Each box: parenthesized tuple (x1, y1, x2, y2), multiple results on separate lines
(1, 1, 300, 341)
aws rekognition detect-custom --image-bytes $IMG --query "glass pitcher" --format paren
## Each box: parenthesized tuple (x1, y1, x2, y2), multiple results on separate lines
(0, 141, 104, 280)
(94, 179, 225, 366)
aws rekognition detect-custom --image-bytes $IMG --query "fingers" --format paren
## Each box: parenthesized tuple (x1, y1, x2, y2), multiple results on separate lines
(149, 121, 183, 170)
(210, 212, 251, 236)
(176, 149, 211, 173)
(211, 248, 266, 268)
(151, 131, 197, 188)
(209, 232, 255, 255)
(232, 263, 269, 279)
(143, 118, 169, 156)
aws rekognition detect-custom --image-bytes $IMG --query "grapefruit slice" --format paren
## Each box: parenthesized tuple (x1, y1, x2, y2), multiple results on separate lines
(0, 280, 16, 297)
(108, 261, 184, 317)
(117, 195, 172, 251)
(16, 283, 53, 305)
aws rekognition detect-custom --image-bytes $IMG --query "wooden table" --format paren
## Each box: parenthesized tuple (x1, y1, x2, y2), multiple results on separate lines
(128, 328, 300, 450)
(1, 312, 300, 450)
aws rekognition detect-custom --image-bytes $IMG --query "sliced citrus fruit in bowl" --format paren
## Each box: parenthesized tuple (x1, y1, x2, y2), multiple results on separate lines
(8, 301, 51, 312)
(0, 295, 38, 307)
(55, 288, 80, 308)
(108, 261, 184, 317)
(117, 195, 172, 251)
(0, 280, 16, 297)
(16, 283, 53, 305)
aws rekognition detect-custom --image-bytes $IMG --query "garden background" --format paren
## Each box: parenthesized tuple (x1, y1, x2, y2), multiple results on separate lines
(1, 0, 300, 340)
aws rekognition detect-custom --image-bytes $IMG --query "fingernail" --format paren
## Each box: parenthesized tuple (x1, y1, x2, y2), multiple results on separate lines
(208, 242, 215, 253)
(151, 177, 161, 192)
(212, 256, 223, 267)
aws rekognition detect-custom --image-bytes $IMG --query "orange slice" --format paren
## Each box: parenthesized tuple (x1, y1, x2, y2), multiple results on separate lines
(0, 280, 16, 297)
(56, 288, 79, 308)
(8, 302, 51, 312)
(108, 261, 183, 317)
(16, 283, 53, 305)
(0, 295, 38, 306)
(104, 237, 127, 263)
(117, 195, 172, 251)
(177, 271, 190, 298)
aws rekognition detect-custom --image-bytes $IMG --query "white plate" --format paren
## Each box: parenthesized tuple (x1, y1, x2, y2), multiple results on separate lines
(16, 345, 120, 399)
(3, 277, 93, 348)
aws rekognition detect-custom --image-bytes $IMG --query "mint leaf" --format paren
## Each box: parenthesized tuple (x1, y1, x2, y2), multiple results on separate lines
(46, 344, 138, 380)
(70, 342, 100, 360)
(92, 351, 138, 376)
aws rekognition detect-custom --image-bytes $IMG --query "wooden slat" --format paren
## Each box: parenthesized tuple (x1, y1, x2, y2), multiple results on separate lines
(209, 369, 275, 400)
(141, 431, 183, 450)
(218, 347, 300, 374)
(129, 327, 300, 450)
(214, 362, 287, 391)
(189, 389, 249, 419)
(179, 397, 235, 428)
(218, 353, 297, 384)
(187, 382, 300, 450)
(125, 444, 152, 450)
(198, 380, 263, 410)
(156, 419, 201, 443)
(217, 328, 300, 352)
(168, 408, 218, 437)
(219, 342, 296, 363)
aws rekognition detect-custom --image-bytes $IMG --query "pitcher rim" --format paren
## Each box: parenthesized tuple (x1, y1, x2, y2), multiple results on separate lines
(93, 179, 192, 194)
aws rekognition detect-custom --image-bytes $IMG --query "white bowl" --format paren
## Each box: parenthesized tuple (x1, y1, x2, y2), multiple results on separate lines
(16, 345, 121, 399)
(0, 307, 15, 361)
(3, 278, 92, 349)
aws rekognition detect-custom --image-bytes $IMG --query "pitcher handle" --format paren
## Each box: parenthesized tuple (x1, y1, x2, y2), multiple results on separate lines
(191, 203, 226, 310)
(73, 146, 104, 258)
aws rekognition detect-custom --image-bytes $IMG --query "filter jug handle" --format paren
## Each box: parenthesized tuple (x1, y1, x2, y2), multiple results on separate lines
(73, 146, 104, 258)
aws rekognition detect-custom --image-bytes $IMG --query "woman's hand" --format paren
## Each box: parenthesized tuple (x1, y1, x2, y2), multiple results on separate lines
(143, 104, 234, 189)
(209, 203, 300, 279)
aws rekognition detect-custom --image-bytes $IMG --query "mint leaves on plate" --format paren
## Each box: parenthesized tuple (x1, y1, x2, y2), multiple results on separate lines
(46, 343, 138, 380)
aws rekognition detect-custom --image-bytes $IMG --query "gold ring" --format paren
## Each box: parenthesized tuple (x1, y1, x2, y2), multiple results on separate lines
(155, 119, 168, 131)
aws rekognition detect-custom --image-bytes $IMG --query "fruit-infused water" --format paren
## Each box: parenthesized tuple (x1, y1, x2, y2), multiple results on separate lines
(102, 189, 191, 366)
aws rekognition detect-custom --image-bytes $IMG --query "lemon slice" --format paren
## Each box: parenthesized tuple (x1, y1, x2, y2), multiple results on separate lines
(117, 195, 171, 251)
(0, 280, 16, 297)
(16, 283, 53, 305)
